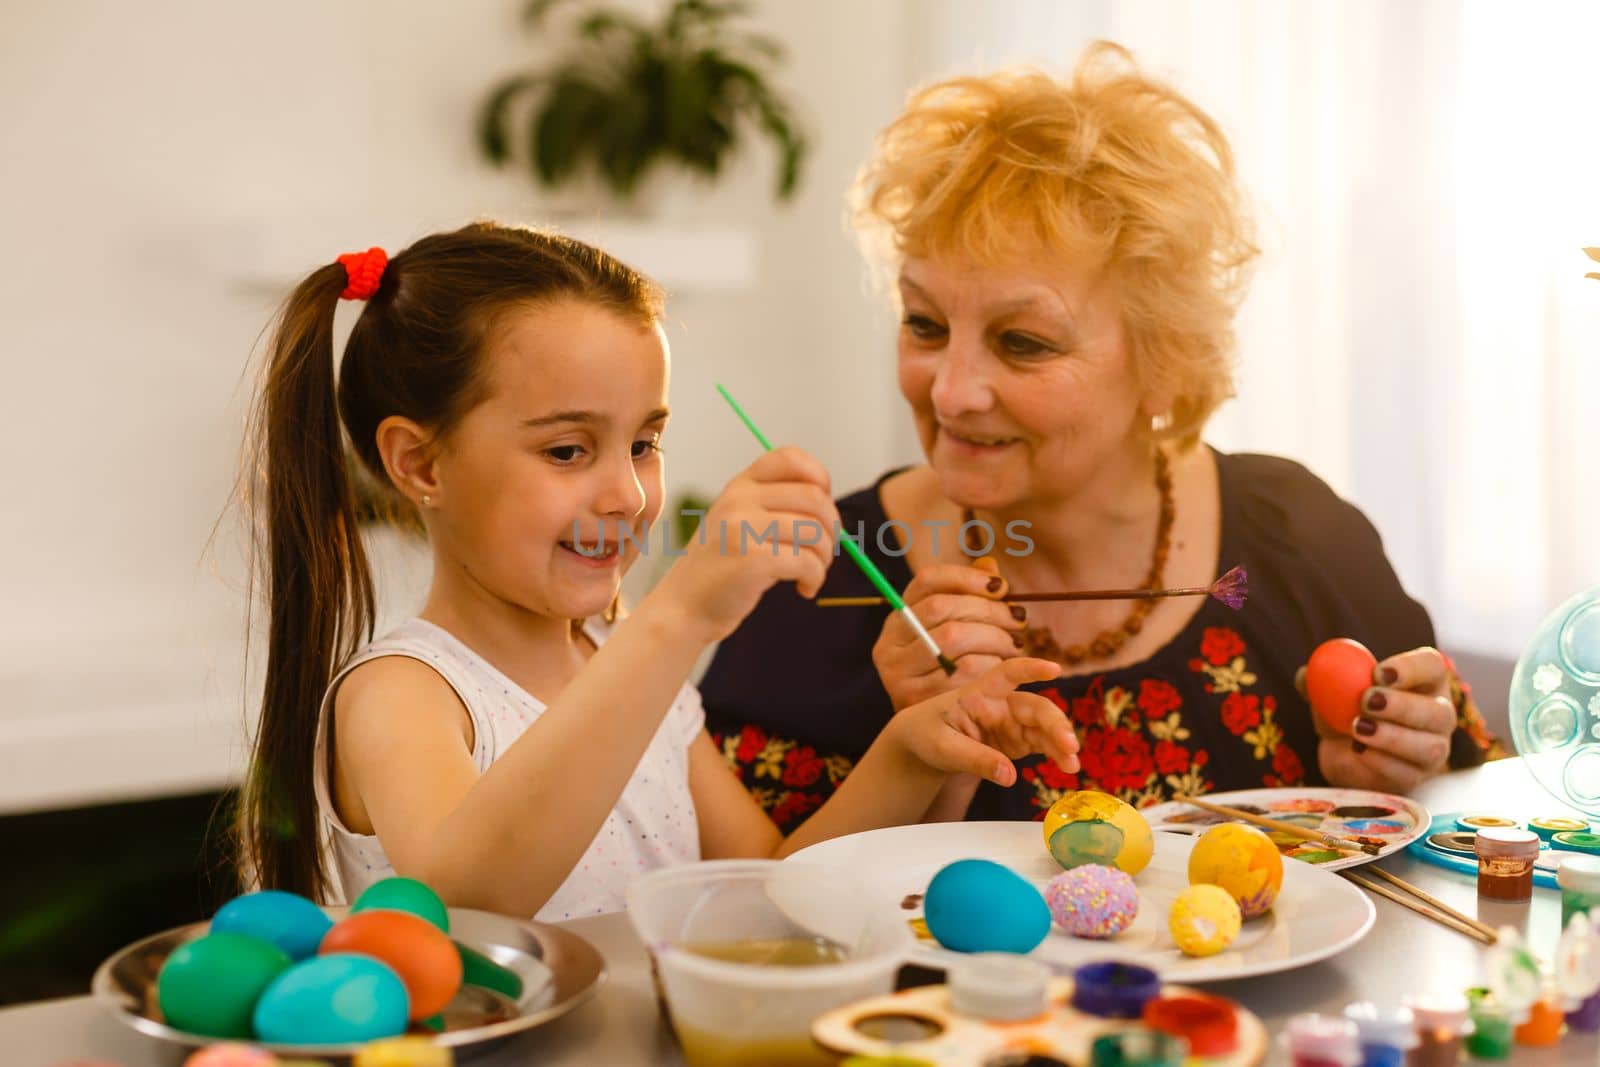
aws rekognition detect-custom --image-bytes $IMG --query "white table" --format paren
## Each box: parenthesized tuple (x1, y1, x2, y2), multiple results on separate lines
(4, 757, 1598, 1066)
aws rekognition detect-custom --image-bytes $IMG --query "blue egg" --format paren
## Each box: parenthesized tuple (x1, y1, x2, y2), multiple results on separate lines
(923, 859, 1051, 954)
(211, 890, 334, 961)
(252, 954, 409, 1044)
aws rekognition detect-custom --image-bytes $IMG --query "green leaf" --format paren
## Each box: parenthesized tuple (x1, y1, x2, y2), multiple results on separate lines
(523, 0, 576, 27)
(533, 77, 605, 184)
(477, 75, 540, 165)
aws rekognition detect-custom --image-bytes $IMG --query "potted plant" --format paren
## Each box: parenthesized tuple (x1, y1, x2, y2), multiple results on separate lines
(478, 0, 807, 207)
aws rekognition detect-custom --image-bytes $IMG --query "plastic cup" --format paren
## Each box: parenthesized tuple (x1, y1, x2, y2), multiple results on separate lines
(625, 859, 912, 1067)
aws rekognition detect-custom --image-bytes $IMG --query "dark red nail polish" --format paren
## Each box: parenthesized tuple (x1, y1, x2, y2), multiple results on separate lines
(1011, 633, 1024, 649)
(1010, 605, 1027, 621)
(1355, 717, 1377, 737)
(1351, 740, 1368, 753)
(1366, 691, 1387, 711)
(987, 577, 1003, 593)
(1378, 667, 1399, 685)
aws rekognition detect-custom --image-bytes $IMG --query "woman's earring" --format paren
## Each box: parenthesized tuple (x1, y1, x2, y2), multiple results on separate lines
(421, 494, 433, 507)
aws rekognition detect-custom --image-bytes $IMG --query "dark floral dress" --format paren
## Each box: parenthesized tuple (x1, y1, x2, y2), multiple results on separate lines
(703, 451, 1496, 830)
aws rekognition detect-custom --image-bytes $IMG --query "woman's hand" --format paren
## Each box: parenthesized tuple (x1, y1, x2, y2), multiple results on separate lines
(873, 557, 1028, 711)
(1305, 647, 1455, 793)
(651, 447, 840, 644)
(885, 657, 1080, 788)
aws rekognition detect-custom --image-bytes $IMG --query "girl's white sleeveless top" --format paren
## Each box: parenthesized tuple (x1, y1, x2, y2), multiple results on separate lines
(312, 617, 703, 921)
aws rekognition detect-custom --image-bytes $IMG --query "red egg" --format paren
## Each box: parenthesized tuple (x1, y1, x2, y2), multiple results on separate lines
(1305, 638, 1377, 735)
(319, 909, 462, 1020)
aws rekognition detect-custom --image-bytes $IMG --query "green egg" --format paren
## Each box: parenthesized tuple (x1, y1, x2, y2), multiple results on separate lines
(351, 876, 449, 933)
(457, 941, 523, 999)
(156, 932, 292, 1038)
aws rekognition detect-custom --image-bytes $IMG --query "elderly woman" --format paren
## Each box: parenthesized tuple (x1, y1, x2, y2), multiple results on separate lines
(701, 43, 1497, 829)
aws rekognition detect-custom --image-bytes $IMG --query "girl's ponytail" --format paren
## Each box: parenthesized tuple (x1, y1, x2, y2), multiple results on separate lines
(239, 262, 378, 899)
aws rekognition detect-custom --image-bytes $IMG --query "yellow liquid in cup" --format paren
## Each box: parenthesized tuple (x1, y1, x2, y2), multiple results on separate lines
(670, 937, 851, 1067)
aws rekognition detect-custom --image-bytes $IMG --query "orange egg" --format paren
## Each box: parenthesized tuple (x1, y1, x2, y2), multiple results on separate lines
(1305, 638, 1377, 735)
(319, 909, 462, 1019)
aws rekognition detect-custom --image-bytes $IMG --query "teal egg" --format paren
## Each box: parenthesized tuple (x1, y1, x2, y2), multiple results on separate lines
(351, 877, 449, 933)
(923, 859, 1050, 954)
(211, 890, 333, 961)
(157, 932, 292, 1038)
(252, 953, 409, 1044)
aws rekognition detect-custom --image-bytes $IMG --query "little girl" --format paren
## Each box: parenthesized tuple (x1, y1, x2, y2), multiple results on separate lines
(238, 222, 1079, 920)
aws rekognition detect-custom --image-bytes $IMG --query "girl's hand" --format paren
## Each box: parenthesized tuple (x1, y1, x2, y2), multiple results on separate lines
(888, 657, 1079, 787)
(873, 557, 1028, 711)
(654, 447, 840, 644)
(1305, 647, 1455, 793)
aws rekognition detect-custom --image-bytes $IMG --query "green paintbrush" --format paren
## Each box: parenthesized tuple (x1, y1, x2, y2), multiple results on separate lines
(716, 383, 956, 676)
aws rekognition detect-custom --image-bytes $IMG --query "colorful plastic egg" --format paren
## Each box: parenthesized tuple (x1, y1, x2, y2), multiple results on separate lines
(320, 910, 462, 1019)
(923, 859, 1051, 954)
(1045, 864, 1139, 939)
(1188, 824, 1284, 919)
(1041, 790, 1154, 876)
(157, 932, 293, 1039)
(253, 954, 409, 1045)
(182, 1045, 279, 1067)
(351, 877, 449, 933)
(1169, 884, 1242, 957)
(211, 890, 334, 962)
(1305, 638, 1377, 736)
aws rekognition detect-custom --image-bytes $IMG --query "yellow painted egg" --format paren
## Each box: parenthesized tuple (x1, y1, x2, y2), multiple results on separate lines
(1187, 823, 1284, 919)
(1041, 790, 1153, 876)
(1169, 884, 1242, 957)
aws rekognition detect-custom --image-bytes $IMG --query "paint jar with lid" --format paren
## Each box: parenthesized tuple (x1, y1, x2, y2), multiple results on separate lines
(1475, 828, 1540, 901)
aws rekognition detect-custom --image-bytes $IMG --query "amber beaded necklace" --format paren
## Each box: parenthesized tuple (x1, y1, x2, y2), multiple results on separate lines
(963, 449, 1173, 666)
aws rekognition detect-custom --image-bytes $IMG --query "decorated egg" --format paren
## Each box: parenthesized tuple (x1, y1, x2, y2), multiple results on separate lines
(1306, 638, 1377, 735)
(1045, 864, 1139, 939)
(351, 877, 450, 933)
(1041, 790, 1153, 876)
(211, 890, 333, 961)
(355, 1035, 455, 1067)
(923, 859, 1051, 954)
(182, 1044, 278, 1067)
(320, 909, 463, 1019)
(1188, 823, 1284, 919)
(1169, 884, 1242, 957)
(253, 954, 409, 1045)
(157, 932, 293, 1039)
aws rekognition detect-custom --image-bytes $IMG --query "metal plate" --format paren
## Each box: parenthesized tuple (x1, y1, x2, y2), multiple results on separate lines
(91, 906, 605, 1059)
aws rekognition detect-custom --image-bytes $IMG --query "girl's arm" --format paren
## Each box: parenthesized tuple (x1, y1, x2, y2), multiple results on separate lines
(337, 448, 839, 916)
(693, 657, 1077, 859)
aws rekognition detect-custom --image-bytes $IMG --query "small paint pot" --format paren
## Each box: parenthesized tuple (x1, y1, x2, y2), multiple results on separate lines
(1529, 816, 1589, 840)
(1142, 993, 1238, 1056)
(1343, 1001, 1415, 1067)
(1071, 961, 1161, 1019)
(1404, 993, 1468, 1067)
(1456, 814, 1519, 831)
(1088, 1030, 1187, 1067)
(1558, 854, 1600, 927)
(1283, 1013, 1361, 1067)
(1475, 828, 1540, 901)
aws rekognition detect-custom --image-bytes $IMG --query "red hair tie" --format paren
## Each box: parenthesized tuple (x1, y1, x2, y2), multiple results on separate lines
(336, 247, 388, 300)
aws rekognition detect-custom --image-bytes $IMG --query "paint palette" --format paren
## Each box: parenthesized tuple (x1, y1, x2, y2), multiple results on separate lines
(812, 973, 1268, 1066)
(1141, 788, 1430, 871)
(1403, 811, 1600, 890)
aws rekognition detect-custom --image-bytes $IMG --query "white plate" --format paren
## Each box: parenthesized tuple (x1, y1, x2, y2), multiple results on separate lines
(1141, 787, 1431, 872)
(786, 823, 1374, 983)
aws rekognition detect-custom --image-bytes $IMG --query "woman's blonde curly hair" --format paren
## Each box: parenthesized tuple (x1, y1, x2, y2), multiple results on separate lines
(852, 42, 1259, 446)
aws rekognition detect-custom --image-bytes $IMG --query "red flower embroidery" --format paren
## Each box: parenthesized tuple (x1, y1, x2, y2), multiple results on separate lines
(1201, 627, 1246, 666)
(770, 791, 822, 827)
(1137, 679, 1182, 718)
(735, 725, 768, 763)
(1039, 687, 1069, 714)
(1272, 743, 1305, 784)
(1221, 693, 1262, 735)
(1068, 677, 1108, 728)
(781, 746, 824, 787)
(1080, 727, 1155, 793)
(1154, 740, 1192, 775)
(1023, 757, 1080, 791)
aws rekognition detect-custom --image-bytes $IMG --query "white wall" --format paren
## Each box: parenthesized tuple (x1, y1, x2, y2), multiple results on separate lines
(0, 0, 919, 813)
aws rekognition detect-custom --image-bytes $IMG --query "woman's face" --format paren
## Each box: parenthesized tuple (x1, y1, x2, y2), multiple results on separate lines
(897, 253, 1163, 512)
(428, 299, 669, 622)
